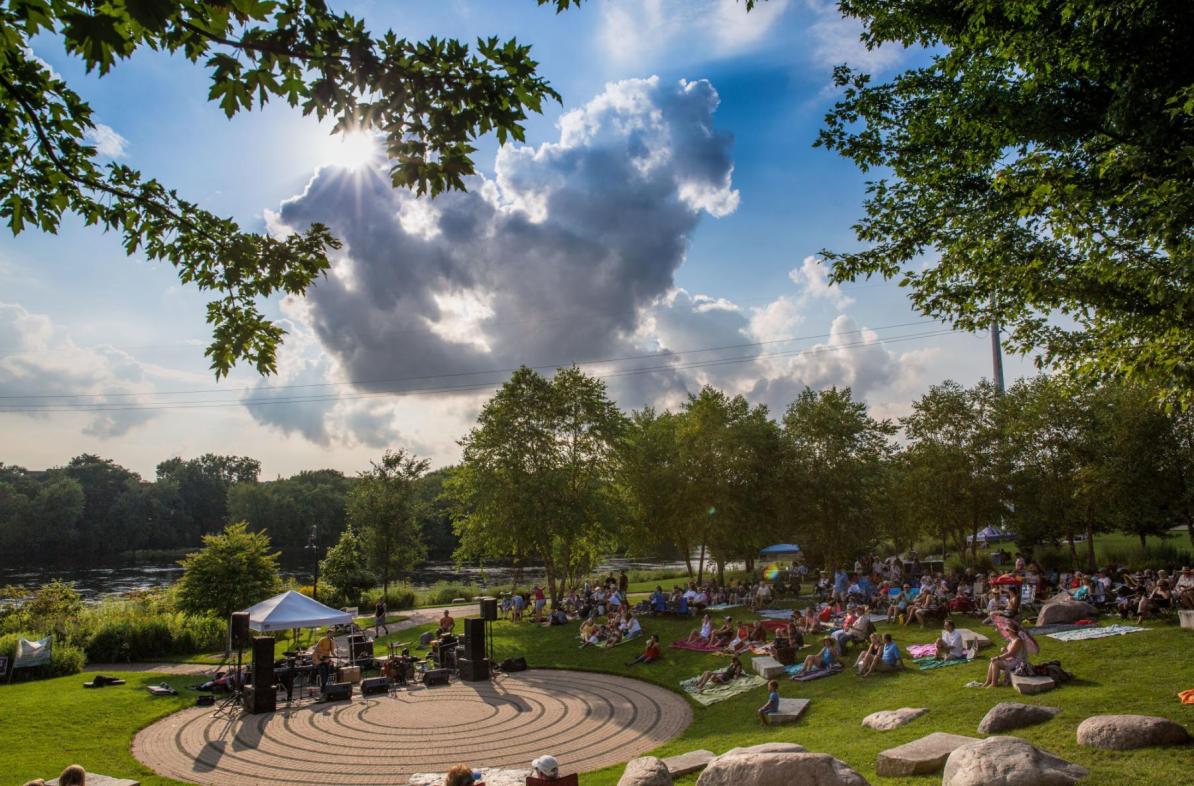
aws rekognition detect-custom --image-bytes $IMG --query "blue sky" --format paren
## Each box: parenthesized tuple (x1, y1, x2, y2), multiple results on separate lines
(1, 1, 1035, 478)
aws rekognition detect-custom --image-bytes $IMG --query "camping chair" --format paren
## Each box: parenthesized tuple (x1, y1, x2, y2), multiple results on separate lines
(527, 775, 579, 786)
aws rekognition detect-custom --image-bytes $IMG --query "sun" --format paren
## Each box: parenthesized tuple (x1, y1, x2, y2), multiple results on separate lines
(320, 130, 381, 170)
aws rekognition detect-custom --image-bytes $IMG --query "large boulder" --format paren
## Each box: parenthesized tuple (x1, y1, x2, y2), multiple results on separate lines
(978, 702, 1062, 734)
(1076, 715, 1191, 750)
(942, 736, 1087, 786)
(1035, 595, 1098, 626)
(662, 750, 715, 777)
(697, 751, 869, 786)
(862, 707, 928, 731)
(618, 757, 673, 786)
(716, 742, 806, 758)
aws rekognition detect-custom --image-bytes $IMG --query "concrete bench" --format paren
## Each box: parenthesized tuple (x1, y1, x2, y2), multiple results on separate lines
(1179, 610, 1194, 630)
(49, 776, 139, 786)
(1012, 674, 1056, 695)
(766, 697, 810, 724)
(751, 655, 786, 679)
(876, 732, 978, 776)
(663, 749, 715, 776)
(955, 628, 992, 650)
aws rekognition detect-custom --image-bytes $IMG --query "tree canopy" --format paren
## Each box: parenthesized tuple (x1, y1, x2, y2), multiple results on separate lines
(818, 0, 1194, 406)
(1, 0, 581, 376)
(175, 521, 280, 642)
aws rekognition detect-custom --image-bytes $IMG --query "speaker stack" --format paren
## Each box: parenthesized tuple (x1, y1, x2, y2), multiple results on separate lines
(459, 617, 490, 682)
(248, 636, 276, 714)
(479, 596, 498, 621)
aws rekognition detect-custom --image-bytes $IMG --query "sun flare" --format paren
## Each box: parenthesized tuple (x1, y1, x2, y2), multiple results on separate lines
(320, 131, 380, 170)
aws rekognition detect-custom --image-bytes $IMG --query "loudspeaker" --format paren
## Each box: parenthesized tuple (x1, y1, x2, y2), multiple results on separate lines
(479, 596, 498, 621)
(458, 657, 490, 682)
(322, 682, 352, 701)
(465, 618, 486, 661)
(245, 683, 276, 714)
(252, 636, 274, 705)
(230, 612, 251, 650)
(422, 668, 451, 686)
(360, 676, 389, 696)
(501, 656, 527, 672)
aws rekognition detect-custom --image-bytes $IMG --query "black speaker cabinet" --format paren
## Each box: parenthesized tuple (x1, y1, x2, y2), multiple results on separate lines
(479, 596, 498, 621)
(360, 676, 389, 696)
(458, 657, 490, 682)
(349, 634, 374, 662)
(245, 683, 276, 714)
(422, 668, 451, 686)
(230, 612, 251, 650)
(322, 682, 352, 701)
(464, 618, 486, 661)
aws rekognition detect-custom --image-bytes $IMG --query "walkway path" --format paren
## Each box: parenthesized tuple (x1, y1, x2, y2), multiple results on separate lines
(132, 669, 690, 785)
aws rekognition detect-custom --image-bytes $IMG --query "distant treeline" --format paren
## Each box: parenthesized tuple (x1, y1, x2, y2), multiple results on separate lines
(0, 453, 459, 563)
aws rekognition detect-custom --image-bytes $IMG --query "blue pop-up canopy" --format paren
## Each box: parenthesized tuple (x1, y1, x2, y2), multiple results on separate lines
(759, 543, 802, 556)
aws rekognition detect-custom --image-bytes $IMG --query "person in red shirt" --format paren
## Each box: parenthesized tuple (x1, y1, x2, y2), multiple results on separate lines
(626, 634, 660, 666)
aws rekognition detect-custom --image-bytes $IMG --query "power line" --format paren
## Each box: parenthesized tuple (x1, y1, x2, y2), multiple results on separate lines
(0, 327, 961, 414)
(0, 319, 937, 400)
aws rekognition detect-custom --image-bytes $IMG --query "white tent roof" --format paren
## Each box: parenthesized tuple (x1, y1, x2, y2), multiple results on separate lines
(242, 590, 353, 632)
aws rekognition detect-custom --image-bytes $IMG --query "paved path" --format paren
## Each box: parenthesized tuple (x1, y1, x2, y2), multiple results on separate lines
(132, 669, 690, 785)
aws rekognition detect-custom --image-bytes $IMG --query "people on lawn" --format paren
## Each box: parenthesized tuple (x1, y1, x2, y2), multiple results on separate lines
(627, 634, 661, 666)
(694, 654, 744, 690)
(800, 636, 840, 676)
(935, 619, 968, 660)
(685, 613, 714, 643)
(981, 620, 1030, 688)
(860, 632, 903, 677)
(757, 679, 781, 725)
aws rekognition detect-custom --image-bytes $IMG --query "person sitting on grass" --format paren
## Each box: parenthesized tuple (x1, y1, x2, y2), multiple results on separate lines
(711, 616, 735, 648)
(799, 636, 839, 675)
(685, 613, 714, 643)
(694, 654, 744, 691)
(757, 679, 781, 725)
(935, 619, 968, 660)
(603, 624, 624, 648)
(577, 618, 599, 648)
(861, 633, 903, 677)
(1138, 579, 1171, 623)
(548, 606, 569, 626)
(620, 612, 643, 639)
(854, 632, 883, 674)
(627, 634, 661, 666)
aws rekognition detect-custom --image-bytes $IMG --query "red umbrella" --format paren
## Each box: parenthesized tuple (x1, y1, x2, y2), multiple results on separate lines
(990, 613, 1040, 655)
(990, 573, 1021, 586)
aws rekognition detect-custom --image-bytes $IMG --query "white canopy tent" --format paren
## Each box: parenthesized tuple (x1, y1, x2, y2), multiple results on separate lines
(242, 590, 353, 633)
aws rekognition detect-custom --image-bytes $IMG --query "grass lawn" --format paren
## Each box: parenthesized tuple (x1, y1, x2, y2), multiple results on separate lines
(4, 607, 1191, 785)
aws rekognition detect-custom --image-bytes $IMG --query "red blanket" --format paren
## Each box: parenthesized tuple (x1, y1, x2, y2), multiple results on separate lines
(671, 639, 722, 652)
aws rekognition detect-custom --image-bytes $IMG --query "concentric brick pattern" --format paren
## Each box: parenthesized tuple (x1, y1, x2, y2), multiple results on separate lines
(133, 670, 691, 785)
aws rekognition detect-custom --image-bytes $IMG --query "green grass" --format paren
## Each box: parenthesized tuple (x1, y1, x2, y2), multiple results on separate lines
(3, 608, 1191, 785)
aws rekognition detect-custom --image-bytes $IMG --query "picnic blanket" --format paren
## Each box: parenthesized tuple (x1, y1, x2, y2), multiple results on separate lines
(671, 639, 722, 653)
(14, 637, 51, 668)
(758, 608, 794, 620)
(1045, 624, 1146, 642)
(1028, 623, 1089, 635)
(680, 674, 765, 706)
(866, 612, 889, 624)
(760, 619, 789, 632)
(786, 662, 843, 682)
(907, 643, 938, 659)
(914, 656, 971, 671)
(1179, 689, 1194, 705)
(707, 604, 742, 611)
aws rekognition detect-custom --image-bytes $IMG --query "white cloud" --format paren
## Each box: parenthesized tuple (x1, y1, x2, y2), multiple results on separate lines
(804, 0, 909, 75)
(788, 254, 854, 309)
(599, 0, 792, 66)
(86, 123, 128, 158)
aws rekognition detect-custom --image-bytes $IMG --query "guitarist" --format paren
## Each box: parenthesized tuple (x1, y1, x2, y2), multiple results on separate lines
(313, 629, 336, 689)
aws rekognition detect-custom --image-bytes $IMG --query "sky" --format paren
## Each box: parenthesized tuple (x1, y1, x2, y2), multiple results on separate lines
(0, 0, 1037, 480)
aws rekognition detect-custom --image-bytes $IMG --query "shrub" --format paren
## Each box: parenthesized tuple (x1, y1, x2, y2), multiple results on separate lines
(0, 632, 85, 680)
(361, 587, 417, 611)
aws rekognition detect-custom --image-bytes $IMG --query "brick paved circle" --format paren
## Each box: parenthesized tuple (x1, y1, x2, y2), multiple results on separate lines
(132, 670, 691, 785)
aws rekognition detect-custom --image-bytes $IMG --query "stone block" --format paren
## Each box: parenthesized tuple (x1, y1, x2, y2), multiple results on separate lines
(663, 750, 715, 777)
(49, 778, 139, 786)
(862, 707, 928, 731)
(1077, 714, 1191, 750)
(955, 628, 992, 650)
(1179, 610, 1194, 630)
(1011, 674, 1055, 695)
(766, 697, 810, 724)
(978, 702, 1061, 734)
(752, 655, 786, 679)
(876, 732, 978, 776)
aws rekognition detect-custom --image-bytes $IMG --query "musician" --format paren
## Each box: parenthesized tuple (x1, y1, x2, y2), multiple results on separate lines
(438, 609, 455, 634)
(313, 628, 336, 688)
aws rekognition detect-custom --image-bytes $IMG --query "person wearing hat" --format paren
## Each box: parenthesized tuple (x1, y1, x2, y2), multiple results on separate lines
(312, 628, 336, 688)
(530, 755, 560, 780)
(1176, 567, 1194, 609)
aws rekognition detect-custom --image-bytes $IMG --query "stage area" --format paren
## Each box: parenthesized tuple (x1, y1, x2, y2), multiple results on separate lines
(132, 669, 691, 785)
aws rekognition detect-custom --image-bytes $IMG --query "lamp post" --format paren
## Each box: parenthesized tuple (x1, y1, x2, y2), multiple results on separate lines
(306, 524, 320, 602)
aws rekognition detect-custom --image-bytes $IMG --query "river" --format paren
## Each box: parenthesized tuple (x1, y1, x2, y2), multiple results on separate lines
(0, 557, 697, 602)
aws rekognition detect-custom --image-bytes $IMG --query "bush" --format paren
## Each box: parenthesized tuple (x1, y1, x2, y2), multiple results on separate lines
(0, 632, 85, 680)
(361, 587, 417, 611)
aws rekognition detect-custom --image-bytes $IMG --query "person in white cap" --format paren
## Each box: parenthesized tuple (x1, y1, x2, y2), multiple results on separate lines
(530, 755, 559, 779)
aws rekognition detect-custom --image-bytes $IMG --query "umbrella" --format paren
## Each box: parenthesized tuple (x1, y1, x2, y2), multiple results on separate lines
(990, 613, 1040, 655)
(990, 573, 1021, 586)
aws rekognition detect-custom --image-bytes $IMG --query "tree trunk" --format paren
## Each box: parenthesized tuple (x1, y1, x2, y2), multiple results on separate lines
(745, 557, 755, 573)
(1066, 532, 1078, 568)
(716, 558, 725, 586)
(1138, 532, 1147, 550)
(1084, 518, 1097, 572)
(697, 543, 706, 584)
(1186, 507, 1194, 548)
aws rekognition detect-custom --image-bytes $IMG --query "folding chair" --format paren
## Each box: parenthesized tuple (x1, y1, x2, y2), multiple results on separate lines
(526, 776, 579, 786)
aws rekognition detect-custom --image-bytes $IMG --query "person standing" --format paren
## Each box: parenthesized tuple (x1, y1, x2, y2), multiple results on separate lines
(618, 570, 629, 596)
(374, 597, 388, 637)
(313, 628, 336, 688)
